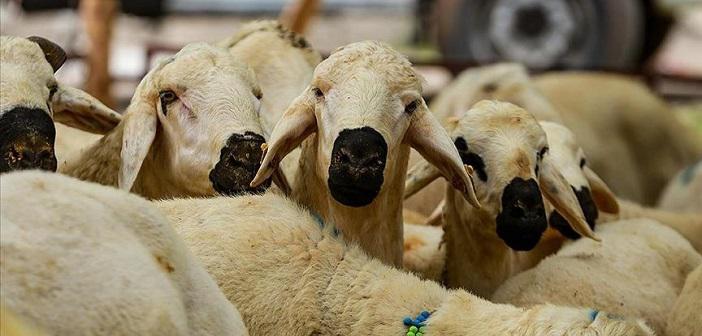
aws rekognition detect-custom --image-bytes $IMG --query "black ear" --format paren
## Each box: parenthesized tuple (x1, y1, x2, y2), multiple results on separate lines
(27, 36, 67, 72)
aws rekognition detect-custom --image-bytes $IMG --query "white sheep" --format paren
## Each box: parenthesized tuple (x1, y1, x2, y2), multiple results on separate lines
(154, 192, 653, 336)
(492, 219, 702, 335)
(59, 42, 288, 198)
(0, 171, 248, 335)
(1, 35, 120, 173)
(666, 264, 702, 336)
(402, 101, 596, 297)
(658, 160, 702, 213)
(250, 40, 479, 267)
(405, 64, 701, 214)
(218, 20, 321, 135)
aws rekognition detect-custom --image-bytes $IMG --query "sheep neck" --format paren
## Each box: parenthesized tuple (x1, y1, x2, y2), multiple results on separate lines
(442, 187, 521, 298)
(59, 123, 124, 187)
(294, 133, 409, 267)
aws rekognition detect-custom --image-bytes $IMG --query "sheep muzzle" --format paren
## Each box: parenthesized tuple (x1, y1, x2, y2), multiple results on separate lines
(548, 186, 598, 240)
(209, 132, 271, 196)
(0, 107, 57, 173)
(496, 177, 547, 251)
(327, 127, 388, 207)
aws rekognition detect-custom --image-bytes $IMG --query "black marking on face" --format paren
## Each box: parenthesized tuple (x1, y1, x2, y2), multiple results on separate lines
(0, 107, 57, 173)
(580, 158, 586, 168)
(549, 186, 598, 240)
(159, 90, 177, 116)
(209, 132, 271, 196)
(328, 127, 388, 207)
(454, 137, 487, 182)
(496, 177, 547, 251)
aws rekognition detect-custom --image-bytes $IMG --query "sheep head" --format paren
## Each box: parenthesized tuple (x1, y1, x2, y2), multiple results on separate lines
(251, 40, 478, 208)
(406, 100, 596, 250)
(119, 42, 286, 196)
(539, 121, 619, 239)
(441, 63, 561, 123)
(0, 36, 120, 173)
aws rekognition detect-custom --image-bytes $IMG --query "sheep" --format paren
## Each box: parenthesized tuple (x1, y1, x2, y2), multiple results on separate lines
(404, 63, 564, 217)
(405, 64, 701, 215)
(658, 160, 702, 213)
(218, 20, 321, 135)
(402, 119, 620, 280)
(218, 20, 321, 181)
(59, 42, 289, 199)
(491, 219, 702, 335)
(0, 35, 121, 173)
(0, 171, 248, 335)
(402, 100, 596, 298)
(666, 264, 702, 336)
(249, 40, 479, 267)
(534, 71, 702, 205)
(154, 192, 653, 336)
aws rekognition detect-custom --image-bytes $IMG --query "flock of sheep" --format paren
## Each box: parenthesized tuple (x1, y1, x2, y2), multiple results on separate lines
(1, 20, 701, 336)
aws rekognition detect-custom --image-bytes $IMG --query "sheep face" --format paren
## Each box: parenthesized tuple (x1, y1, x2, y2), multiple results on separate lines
(0, 36, 120, 174)
(120, 43, 270, 196)
(251, 41, 479, 208)
(435, 101, 595, 249)
(450, 101, 550, 250)
(539, 121, 619, 239)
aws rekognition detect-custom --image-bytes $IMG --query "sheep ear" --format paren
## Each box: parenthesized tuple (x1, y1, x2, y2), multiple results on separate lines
(584, 166, 619, 214)
(51, 85, 122, 134)
(404, 159, 442, 199)
(119, 100, 157, 191)
(250, 88, 317, 187)
(27, 36, 66, 72)
(539, 155, 600, 241)
(404, 101, 480, 208)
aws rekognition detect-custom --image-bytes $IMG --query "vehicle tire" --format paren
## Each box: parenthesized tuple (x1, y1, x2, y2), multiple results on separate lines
(435, 0, 645, 69)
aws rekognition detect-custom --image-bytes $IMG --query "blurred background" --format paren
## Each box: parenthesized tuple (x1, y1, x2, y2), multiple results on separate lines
(1, 0, 700, 126)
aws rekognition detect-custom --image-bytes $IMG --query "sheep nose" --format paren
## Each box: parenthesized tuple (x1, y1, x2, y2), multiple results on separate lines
(496, 177, 547, 251)
(0, 106, 57, 173)
(549, 186, 598, 240)
(328, 127, 388, 207)
(209, 132, 271, 196)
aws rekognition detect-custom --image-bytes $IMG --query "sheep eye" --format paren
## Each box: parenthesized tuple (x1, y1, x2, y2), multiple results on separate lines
(313, 87, 324, 99)
(535, 164, 539, 177)
(159, 90, 177, 115)
(537, 147, 549, 160)
(405, 100, 418, 114)
(580, 158, 586, 168)
(255, 92, 263, 100)
(48, 84, 58, 99)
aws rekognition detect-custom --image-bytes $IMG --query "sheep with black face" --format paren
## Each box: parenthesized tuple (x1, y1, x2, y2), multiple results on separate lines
(0, 36, 120, 173)
(60, 42, 286, 198)
(404, 100, 595, 297)
(250, 40, 479, 266)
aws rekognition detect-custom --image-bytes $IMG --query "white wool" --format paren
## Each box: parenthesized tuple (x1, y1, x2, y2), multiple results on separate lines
(155, 193, 652, 336)
(658, 160, 702, 213)
(666, 265, 702, 336)
(492, 219, 702, 335)
(0, 171, 247, 336)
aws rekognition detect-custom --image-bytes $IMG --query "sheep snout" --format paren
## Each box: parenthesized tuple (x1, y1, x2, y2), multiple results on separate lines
(549, 186, 598, 239)
(496, 177, 547, 251)
(209, 131, 270, 196)
(0, 107, 57, 173)
(327, 127, 388, 207)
